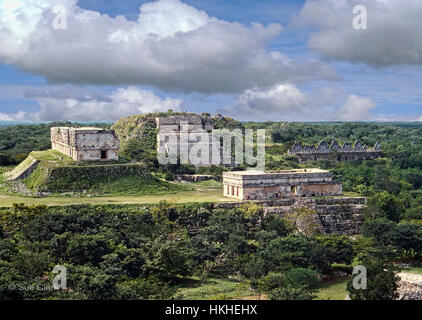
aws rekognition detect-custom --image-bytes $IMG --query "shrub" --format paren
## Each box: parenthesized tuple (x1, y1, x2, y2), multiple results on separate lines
(261, 268, 321, 300)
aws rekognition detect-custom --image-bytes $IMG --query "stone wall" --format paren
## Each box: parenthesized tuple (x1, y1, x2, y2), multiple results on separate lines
(156, 115, 219, 166)
(156, 114, 214, 131)
(51, 127, 119, 161)
(223, 169, 342, 200)
(288, 140, 382, 163)
(216, 197, 366, 235)
(5, 158, 40, 181)
(296, 182, 342, 197)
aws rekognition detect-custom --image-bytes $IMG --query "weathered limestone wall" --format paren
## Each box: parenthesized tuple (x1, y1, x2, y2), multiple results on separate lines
(74, 130, 119, 149)
(296, 182, 342, 197)
(223, 170, 342, 200)
(240, 185, 288, 200)
(264, 197, 365, 235)
(51, 127, 119, 161)
(156, 115, 218, 166)
(5, 158, 40, 181)
(216, 197, 366, 235)
(51, 141, 73, 158)
(74, 149, 119, 161)
(316, 204, 365, 234)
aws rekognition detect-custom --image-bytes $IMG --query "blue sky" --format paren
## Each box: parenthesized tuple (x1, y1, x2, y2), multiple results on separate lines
(0, 0, 421, 122)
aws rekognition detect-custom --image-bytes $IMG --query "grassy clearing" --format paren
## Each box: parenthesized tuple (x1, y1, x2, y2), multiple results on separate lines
(316, 277, 349, 300)
(193, 180, 222, 189)
(402, 265, 422, 275)
(0, 183, 229, 207)
(0, 166, 13, 182)
(177, 277, 256, 300)
(177, 275, 350, 300)
(26, 149, 75, 165)
(25, 169, 189, 196)
(0, 160, 227, 206)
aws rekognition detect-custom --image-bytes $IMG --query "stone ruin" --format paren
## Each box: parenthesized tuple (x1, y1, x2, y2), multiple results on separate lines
(288, 140, 381, 163)
(216, 197, 366, 236)
(221, 168, 369, 235)
(51, 127, 120, 161)
(223, 168, 342, 201)
(156, 114, 218, 166)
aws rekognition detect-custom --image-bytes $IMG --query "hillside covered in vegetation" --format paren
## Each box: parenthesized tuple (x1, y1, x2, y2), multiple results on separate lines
(111, 111, 243, 168)
(2, 150, 185, 196)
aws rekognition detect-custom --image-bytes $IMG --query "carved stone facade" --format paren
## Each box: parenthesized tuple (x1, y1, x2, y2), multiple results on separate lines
(288, 140, 381, 163)
(51, 127, 119, 161)
(223, 169, 342, 200)
(156, 115, 218, 166)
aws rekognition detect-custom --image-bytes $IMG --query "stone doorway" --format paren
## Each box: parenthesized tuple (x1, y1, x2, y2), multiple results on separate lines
(100, 150, 107, 159)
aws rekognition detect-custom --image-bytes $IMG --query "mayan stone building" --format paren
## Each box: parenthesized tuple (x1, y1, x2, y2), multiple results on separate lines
(288, 140, 381, 163)
(223, 169, 342, 200)
(51, 127, 119, 161)
(156, 114, 217, 166)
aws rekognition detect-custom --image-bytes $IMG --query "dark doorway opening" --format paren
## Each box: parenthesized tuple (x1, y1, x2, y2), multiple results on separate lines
(101, 150, 107, 159)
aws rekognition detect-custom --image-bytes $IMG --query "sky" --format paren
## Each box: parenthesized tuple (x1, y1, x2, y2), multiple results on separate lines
(0, 0, 421, 122)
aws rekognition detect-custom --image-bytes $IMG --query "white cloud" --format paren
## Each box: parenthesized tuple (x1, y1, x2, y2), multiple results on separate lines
(218, 85, 383, 122)
(237, 84, 308, 113)
(0, 112, 13, 121)
(333, 94, 376, 121)
(0, 0, 337, 93)
(0, 110, 27, 121)
(294, 0, 422, 66)
(2, 86, 183, 121)
(219, 84, 344, 121)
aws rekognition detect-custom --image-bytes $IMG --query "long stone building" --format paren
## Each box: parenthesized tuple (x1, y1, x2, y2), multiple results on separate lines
(288, 140, 381, 163)
(51, 127, 119, 161)
(223, 169, 342, 200)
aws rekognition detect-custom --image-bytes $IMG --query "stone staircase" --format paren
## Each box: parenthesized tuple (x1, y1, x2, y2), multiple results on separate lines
(260, 197, 366, 235)
(4, 156, 40, 181)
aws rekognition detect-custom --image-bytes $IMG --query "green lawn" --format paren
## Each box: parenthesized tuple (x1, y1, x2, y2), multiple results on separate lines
(0, 182, 231, 207)
(402, 265, 422, 275)
(193, 179, 222, 189)
(177, 277, 257, 300)
(316, 277, 349, 300)
(176, 275, 350, 300)
(0, 159, 231, 207)
(26, 149, 75, 165)
(0, 166, 14, 174)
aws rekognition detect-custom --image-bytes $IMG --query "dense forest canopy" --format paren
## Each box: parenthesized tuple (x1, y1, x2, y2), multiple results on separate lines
(0, 200, 420, 300)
